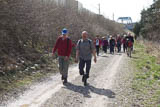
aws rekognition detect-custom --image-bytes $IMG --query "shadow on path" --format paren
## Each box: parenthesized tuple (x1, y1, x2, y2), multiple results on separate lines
(115, 53, 122, 55)
(131, 56, 140, 59)
(63, 82, 116, 98)
(101, 55, 109, 58)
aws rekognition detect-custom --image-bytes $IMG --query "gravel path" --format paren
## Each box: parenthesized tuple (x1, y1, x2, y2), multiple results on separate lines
(5, 53, 134, 107)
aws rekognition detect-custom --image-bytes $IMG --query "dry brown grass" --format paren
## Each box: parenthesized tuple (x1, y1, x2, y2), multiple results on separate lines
(142, 40, 160, 64)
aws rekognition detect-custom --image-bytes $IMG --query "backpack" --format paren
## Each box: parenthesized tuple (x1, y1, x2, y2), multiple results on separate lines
(66, 38, 70, 55)
(79, 39, 92, 50)
(117, 39, 121, 45)
(128, 41, 133, 47)
(111, 39, 115, 46)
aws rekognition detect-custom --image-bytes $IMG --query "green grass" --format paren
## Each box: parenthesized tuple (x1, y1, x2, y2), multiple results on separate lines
(131, 41, 160, 107)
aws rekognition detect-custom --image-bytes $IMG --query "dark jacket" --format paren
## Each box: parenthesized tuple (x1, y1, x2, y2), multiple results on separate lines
(110, 39, 115, 46)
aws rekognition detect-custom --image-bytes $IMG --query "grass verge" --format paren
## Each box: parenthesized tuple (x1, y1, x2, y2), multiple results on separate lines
(131, 41, 160, 107)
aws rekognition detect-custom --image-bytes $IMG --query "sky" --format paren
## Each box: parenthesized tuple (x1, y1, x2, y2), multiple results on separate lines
(77, 0, 153, 22)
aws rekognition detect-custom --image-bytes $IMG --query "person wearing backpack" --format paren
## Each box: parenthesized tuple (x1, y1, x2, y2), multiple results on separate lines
(52, 28, 72, 84)
(122, 35, 127, 53)
(102, 37, 108, 53)
(109, 36, 116, 54)
(94, 35, 102, 56)
(116, 34, 122, 53)
(75, 31, 97, 86)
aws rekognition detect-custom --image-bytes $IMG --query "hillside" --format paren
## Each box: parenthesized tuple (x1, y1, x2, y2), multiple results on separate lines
(0, 0, 125, 102)
(0, 0, 124, 74)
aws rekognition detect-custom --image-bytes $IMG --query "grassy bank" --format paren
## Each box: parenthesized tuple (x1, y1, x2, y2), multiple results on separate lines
(131, 41, 160, 107)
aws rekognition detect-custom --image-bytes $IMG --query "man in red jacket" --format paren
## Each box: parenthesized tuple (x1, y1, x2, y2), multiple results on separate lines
(52, 28, 72, 84)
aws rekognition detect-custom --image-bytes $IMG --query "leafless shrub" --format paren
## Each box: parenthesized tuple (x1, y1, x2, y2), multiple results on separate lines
(0, 0, 124, 71)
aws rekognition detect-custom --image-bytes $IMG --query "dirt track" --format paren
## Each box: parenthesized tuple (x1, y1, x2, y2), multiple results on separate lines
(5, 53, 133, 107)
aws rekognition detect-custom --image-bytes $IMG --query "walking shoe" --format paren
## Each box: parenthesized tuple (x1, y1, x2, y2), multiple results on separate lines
(61, 76, 64, 80)
(82, 75, 85, 82)
(63, 78, 68, 84)
(84, 78, 87, 86)
(83, 75, 87, 86)
(86, 74, 89, 79)
(79, 70, 84, 75)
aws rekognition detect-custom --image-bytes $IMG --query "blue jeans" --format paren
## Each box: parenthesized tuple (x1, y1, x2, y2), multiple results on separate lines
(79, 58, 91, 78)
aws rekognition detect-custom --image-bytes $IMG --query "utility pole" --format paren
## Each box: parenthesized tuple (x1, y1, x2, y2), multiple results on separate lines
(113, 13, 115, 21)
(98, 3, 101, 15)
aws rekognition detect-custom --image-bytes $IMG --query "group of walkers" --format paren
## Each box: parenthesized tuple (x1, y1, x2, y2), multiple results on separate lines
(94, 33, 134, 56)
(52, 28, 134, 86)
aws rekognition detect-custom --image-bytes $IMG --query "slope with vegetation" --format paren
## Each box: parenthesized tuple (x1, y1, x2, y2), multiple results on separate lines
(0, 0, 124, 103)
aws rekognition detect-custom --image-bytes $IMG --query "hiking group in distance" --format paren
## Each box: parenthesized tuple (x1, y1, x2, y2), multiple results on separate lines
(52, 28, 135, 86)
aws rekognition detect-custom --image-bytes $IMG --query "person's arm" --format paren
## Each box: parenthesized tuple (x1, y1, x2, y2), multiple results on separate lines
(75, 40, 80, 63)
(67, 40, 72, 57)
(109, 40, 111, 46)
(92, 49, 97, 63)
(93, 39, 96, 46)
(75, 50, 80, 63)
(132, 37, 134, 43)
(52, 37, 60, 56)
(91, 41, 97, 63)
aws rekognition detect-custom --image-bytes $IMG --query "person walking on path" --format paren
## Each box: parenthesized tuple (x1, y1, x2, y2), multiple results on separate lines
(75, 31, 97, 86)
(102, 37, 108, 53)
(122, 35, 127, 53)
(94, 35, 101, 56)
(52, 28, 72, 84)
(116, 35, 122, 53)
(125, 33, 134, 51)
(109, 36, 116, 54)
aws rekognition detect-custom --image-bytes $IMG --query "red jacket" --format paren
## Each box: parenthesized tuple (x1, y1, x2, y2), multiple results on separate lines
(122, 38, 126, 44)
(52, 36, 72, 57)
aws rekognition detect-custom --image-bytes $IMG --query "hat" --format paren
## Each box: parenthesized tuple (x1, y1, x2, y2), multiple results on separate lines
(62, 28, 68, 35)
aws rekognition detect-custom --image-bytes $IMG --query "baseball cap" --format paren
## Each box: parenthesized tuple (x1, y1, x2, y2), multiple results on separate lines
(62, 28, 68, 35)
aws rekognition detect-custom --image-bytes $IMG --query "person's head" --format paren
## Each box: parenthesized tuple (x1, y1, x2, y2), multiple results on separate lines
(62, 28, 68, 37)
(128, 32, 131, 36)
(110, 35, 112, 39)
(96, 35, 100, 39)
(82, 31, 88, 40)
